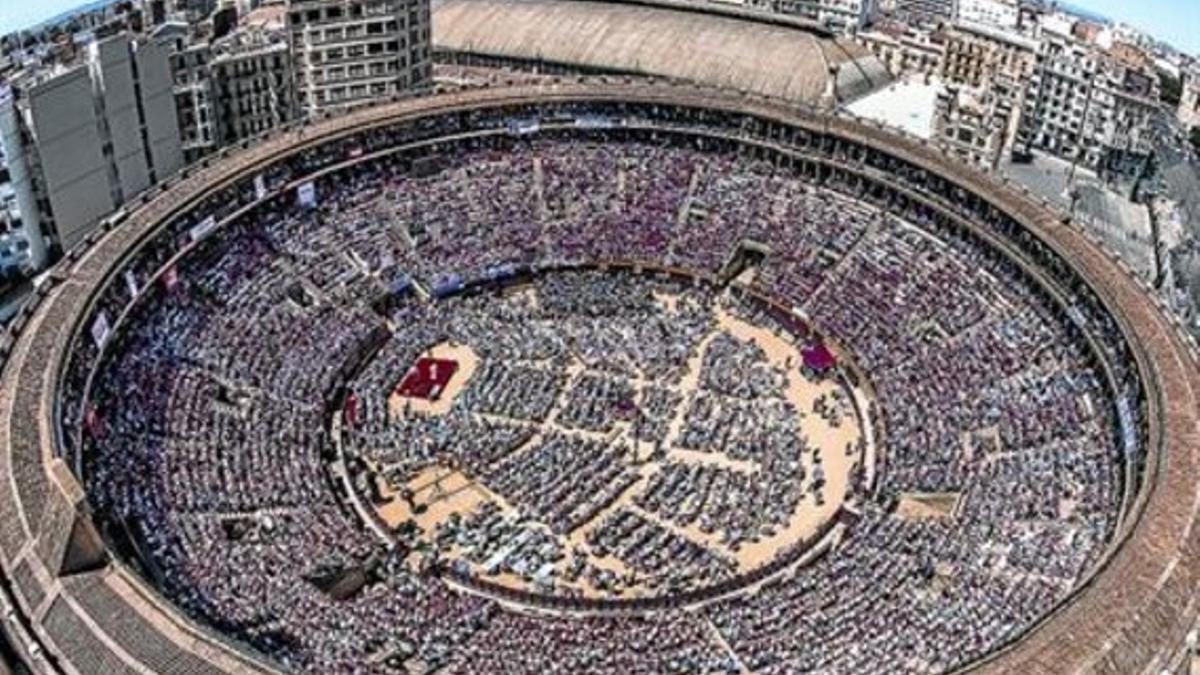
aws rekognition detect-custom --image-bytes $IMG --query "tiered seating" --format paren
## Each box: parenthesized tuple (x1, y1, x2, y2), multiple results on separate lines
(76, 134, 1124, 675)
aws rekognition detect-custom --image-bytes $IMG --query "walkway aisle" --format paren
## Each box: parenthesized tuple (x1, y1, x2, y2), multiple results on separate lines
(706, 618, 752, 675)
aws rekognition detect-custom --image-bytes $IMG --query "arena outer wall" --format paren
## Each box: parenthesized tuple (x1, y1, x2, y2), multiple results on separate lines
(0, 80, 1197, 675)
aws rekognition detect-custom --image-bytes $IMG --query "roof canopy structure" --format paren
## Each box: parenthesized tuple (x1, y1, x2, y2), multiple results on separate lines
(432, 0, 891, 106)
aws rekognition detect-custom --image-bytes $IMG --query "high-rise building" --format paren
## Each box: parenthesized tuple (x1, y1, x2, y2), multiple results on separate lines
(161, 22, 220, 162)
(0, 91, 42, 276)
(163, 6, 297, 163)
(1086, 47, 1159, 178)
(1016, 30, 1158, 177)
(211, 29, 296, 145)
(0, 34, 183, 267)
(286, 0, 432, 115)
(1015, 31, 1100, 164)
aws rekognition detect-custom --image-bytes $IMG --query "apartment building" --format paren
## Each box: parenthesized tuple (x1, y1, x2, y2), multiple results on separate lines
(0, 34, 183, 265)
(857, 21, 945, 79)
(1017, 30, 1158, 176)
(769, 0, 878, 33)
(889, 0, 956, 29)
(934, 85, 1009, 168)
(941, 20, 1035, 91)
(1015, 31, 1100, 163)
(1087, 48, 1159, 177)
(286, 0, 432, 115)
(211, 6, 298, 147)
(955, 0, 1017, 30)
(164, 7, 297, 162)
(0, 87, 44, 273)
(164, 24, 219, 161)
(211, 32, 296, 145)
(933, 21, 1034, 169)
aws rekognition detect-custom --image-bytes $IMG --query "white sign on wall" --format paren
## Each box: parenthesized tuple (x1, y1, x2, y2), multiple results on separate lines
(297, 181, 317, 208)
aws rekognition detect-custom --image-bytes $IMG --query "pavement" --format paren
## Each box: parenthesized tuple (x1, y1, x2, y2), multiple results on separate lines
(1001, 153, 1156, 280)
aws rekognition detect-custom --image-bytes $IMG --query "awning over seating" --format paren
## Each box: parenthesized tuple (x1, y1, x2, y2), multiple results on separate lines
(433, 0, 892, 106)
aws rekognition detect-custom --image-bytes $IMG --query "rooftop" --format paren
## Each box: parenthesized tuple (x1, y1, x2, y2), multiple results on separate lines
(843, 78, 939, 139)
(431, 0, 891, 106)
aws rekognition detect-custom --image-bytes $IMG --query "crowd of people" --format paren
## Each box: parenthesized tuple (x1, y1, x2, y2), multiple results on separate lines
(483, 433, 640, 536)
(77, 132, 1125, 674)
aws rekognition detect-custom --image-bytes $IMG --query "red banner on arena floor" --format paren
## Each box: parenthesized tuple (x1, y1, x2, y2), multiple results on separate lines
(344, 393, 359, 429)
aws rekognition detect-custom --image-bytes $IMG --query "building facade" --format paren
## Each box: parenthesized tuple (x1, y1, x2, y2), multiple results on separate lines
(955, 0, 1017, 30)
(164, 8, 298, 162)
(1180, 70, 1200, 132)
(889, 0, 956, 29)
(1086, 48, 1159, 178)
(0, 34, 184, 265)
(166, 33, 219, 161)
(934, 84, 1009, 169)
(211, 34, 296, 145)
(1017, 30, 1158, 176)
(856, 22, 945, 79)
(286, 0, 432, 115)
(940, 20, 1035, 91)
(934, 21, 1034, 169)
(0, 92, 42, 275)
(769, 0, 878, 33)
(1016, 30, 1100, 164)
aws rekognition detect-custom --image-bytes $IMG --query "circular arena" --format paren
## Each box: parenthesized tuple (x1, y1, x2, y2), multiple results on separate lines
(0, 81, 1198, 675)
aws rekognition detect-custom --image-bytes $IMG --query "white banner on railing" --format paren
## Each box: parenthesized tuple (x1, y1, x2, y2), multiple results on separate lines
(91, 311, 111, 348)
(1116, 396, 1138, 458)
(189, 215, 217, 242)
(297, 181, 317, 208)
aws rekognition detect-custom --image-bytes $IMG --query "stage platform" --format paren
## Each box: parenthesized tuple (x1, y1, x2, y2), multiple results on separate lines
(389, 343, 480, 417)
(396, 357, 459, 400)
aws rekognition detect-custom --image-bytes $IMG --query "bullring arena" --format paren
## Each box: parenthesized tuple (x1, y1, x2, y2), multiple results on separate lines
(0, 80, 1198, 675)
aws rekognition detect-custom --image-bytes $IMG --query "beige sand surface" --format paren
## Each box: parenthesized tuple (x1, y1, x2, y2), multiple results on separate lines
(376, 465, 490, 531)
(366, 291, 877, 599)
(895, 492, 961, 520)
(703, 306, 861, 570)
